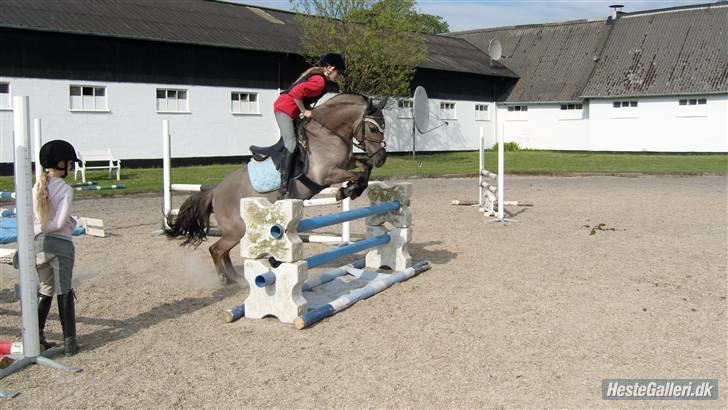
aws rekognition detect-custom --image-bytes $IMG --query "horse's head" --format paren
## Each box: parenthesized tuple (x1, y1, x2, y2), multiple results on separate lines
(355, 97, 388, 168)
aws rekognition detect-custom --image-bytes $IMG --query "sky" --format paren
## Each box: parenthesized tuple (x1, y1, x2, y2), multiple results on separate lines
(232, 0, 715, 31)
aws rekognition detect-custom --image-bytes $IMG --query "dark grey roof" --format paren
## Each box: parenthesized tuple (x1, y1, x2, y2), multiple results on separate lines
(449, 20, 611, 102)
(0, 0, 302, 53)
(0, 0, 511, 77)
(422, 34, 517, 78)
(581, 2, 728, 98)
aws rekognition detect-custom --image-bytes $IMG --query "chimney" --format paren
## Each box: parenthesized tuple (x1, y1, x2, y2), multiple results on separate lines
(609, 4, 624, 19)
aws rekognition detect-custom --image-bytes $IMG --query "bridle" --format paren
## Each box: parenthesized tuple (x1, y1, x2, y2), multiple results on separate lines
(309, 110, 387, 161)
(352, 114, 387, 160)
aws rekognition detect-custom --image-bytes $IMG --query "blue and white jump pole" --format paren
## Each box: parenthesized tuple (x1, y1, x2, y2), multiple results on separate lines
(234, 182, 423, 327)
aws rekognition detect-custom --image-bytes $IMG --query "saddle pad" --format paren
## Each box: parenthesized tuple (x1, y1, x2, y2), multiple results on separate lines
(247, 158, 281, 194)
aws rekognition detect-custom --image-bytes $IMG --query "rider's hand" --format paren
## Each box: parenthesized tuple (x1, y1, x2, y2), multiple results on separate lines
(302, 110, 312, 118)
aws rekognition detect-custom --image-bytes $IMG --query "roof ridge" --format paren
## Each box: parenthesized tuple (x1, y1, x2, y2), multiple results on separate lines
(447, 18, 604, 36)
(622, 1, 728, 18)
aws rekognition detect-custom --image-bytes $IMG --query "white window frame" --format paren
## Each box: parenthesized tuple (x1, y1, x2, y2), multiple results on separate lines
(559, 103, 584, 120)
(475, 104, 490, 121)
(69, 85, 108, 112)
(398, 99, 413, 119)
(506, 105, 529, 121)
(440, 101, 456, 120)
(610, 100, 639, 119)
(231, 91, 260, 115)
(677, 97, 707, 118)
(0, 82, 11, 110)
(156, 88, 190, 113)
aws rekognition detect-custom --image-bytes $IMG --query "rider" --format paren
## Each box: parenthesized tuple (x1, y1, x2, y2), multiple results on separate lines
(273, 52, 346, 199)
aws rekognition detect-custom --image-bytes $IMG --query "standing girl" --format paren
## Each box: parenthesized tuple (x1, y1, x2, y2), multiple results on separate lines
(33, 140, 80, 356)
(272, 53, 346, 199)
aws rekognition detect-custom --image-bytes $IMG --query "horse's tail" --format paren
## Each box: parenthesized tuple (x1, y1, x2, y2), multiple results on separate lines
(164, 190, 214, 248)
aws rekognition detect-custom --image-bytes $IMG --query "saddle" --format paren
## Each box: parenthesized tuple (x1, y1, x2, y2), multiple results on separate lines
(250, 137, 308, 180)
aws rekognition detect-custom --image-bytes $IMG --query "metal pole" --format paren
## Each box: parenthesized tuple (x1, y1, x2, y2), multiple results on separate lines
(33, 118, 42, 183)
(479, 127, 484, 208)
(162, 120, 171, 229)
(13, 96, 40, 358)
(341, 196, 351, 243)
(497, 105, 505, 221)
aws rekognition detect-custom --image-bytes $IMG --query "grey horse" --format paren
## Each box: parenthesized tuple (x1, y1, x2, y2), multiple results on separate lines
(164, 94, 388, 284)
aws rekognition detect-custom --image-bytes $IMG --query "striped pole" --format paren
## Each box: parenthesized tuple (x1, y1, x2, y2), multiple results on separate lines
(70, 181, 97, 187)
(223, 259, 365, 323)
(74, 184, 126, 191)
(1, 208, 17, 217)
(294, 261, 431, 329)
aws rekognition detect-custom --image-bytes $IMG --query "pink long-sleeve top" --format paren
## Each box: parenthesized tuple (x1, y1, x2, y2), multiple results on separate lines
(33, 176, 76, 240)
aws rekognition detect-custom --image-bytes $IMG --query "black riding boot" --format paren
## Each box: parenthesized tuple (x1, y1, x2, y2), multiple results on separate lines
(38, 294, 57, 350)
(277, 149, 295, 200)
(57, 289, 79, 356)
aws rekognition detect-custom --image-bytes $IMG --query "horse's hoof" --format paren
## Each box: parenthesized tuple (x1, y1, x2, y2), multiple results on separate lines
(218, 273, 230, 285)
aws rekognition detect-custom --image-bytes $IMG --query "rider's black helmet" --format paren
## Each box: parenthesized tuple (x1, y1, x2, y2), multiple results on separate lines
(39, 140, 79, 169)
(318, 53, 346, 74)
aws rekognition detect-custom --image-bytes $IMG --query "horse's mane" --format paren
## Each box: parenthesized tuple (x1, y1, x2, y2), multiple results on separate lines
(311, 94, 370, 128)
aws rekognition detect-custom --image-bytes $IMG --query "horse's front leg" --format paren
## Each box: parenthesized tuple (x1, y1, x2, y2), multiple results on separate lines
(344, 158, 372, 199)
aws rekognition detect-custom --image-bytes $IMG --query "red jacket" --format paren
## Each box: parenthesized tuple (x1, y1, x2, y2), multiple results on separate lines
(274, 73, 327, 117)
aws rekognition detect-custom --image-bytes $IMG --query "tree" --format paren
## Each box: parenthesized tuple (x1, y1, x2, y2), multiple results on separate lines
(292, 0, 428, 97)
(412, 13, 449, 34)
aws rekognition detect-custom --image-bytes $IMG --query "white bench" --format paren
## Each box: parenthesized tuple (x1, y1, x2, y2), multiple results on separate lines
(74, 149, 121, 183)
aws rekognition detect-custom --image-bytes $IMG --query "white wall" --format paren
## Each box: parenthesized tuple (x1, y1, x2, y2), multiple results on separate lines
(499, 103, 590, 150)
(489, 96, 727, 152)
(587, 95, 728, 152)
(3, 76, 725, 163)
(0, 77, 280, 163)
(383, 99, 495, 153)
(0, 77, 494, 164)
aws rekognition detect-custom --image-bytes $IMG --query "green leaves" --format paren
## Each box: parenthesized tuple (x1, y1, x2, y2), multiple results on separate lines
(292, 0, 427, 96)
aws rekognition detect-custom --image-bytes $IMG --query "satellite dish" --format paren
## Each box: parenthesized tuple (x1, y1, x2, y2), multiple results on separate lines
(488, 39, 502, 64)
(413, 86, 430, 134)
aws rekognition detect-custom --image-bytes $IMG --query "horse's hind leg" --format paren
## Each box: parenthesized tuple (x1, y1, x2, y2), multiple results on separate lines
(209, 233, 241, 284)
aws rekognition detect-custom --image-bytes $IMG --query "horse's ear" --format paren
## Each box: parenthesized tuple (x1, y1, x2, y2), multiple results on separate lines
(377, 96, 390, 111)
(366, 98, 376, 114)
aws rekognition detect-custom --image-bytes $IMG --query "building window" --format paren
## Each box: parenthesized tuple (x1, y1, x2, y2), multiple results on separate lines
(70, 85, 107, 111)
(612, 100, 638, 108)
(678, 98, 706, 106)
(475, 104, 490, 121)
(231, 92, 259, 114)
(156, 89, 188, 113)
(398, 99, 413, 118)
(560, 103, 583, 110)
(507, 105, 528, 112)
(0, 83, 10, 109)
(440, 102, 456, 119)
(677, 97, 708, 117)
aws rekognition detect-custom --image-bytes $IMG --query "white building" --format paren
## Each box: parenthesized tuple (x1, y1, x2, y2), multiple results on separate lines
(0, 0, 516, 173)
(451, 2, 728, 152)
(1, 1, 726, 174)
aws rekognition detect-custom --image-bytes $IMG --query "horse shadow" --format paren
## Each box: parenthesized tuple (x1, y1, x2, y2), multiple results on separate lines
(408, 240, 458, 265)
(0, 285, 241, 352)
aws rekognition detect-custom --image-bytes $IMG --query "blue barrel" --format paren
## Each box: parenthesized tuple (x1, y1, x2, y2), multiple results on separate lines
(297, 201, 400, 233)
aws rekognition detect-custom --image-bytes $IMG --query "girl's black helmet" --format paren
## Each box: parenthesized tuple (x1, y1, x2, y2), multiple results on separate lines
(318, 53, 346, 74)
(39, 140, 79, 169)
